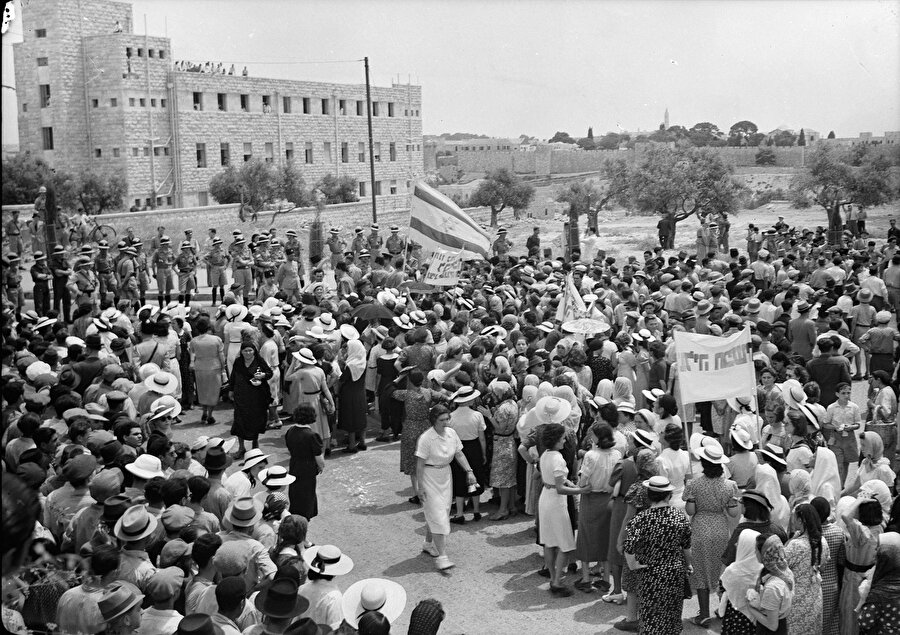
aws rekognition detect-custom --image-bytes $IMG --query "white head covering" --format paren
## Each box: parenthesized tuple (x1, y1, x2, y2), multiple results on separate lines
(345, 339, 367, 382)
(595, 378, 614, 401)
(810, 446, 841, 508)
(754, 463, 790, 531)
(719, 529, 763, 620)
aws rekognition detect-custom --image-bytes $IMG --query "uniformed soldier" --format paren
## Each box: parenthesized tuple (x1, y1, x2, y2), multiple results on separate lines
(345, 251, 362, 284)
(275, 247, 303, 303)
(357, 249, 371, 278)
(492, 227, 513, 259)
(230, 235, 253, 305)
(30, 251, 52, 316)
(49, 244, 73, 322)
(284, 229, 302, 261)
(133, 239, 150, 307)
(152, 235, 176, 308)
(67, 256, 98, 308)
(386, 225, 406, 260)
(326, 228, 346, 270)
(183, 228, 201, 255)
(117, 245, 140, 307)
(3, 254, 24, 319)
(254, 234, 276, 289)
(175, 240, 199, 305)
(204, 236, 230, 305)
(94, 240, 119, 306)
(5, 211, 22, 257)
(269, 237, 286, 264)
(351, 227, 367, 257)
(367, 223, 383, 254)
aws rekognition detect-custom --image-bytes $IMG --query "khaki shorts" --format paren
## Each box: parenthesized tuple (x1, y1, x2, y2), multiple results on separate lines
(209, 265, 228, 287)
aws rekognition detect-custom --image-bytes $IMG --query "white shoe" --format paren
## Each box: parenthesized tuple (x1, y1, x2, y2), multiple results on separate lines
(422, 542, 439, 557)
(435, 555, 455, 570)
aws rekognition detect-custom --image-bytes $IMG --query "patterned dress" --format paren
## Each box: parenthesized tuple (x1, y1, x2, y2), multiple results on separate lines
(393, 387, 442, 475)
(489, 399, 519, 488)
(785, 535, 829, 635)
(622, 505, 692, 635)
(820, 522, 845, 635)
(684, 475, 739, 591)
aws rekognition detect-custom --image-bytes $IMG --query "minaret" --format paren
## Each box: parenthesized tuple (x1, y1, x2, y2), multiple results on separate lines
(664, 107, 670, 130)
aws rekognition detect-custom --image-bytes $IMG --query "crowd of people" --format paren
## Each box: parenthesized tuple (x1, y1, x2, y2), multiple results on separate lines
(2, 204, 900, 634)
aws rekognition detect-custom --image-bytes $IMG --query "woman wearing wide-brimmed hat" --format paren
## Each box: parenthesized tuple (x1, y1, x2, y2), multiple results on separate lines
(341, 578, 407, 631)
(284, 347, 335, 455)
(299, 545, 354, 631)
(447, 386, 487, 524)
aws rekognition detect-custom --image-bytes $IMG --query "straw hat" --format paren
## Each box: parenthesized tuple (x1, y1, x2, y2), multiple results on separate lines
(144, 371, 178, 395)
(341, 578, 407, 629)
(241, 448, 270, 471)
(642, 475, 675, 493)
(293, 348, 318, 366)
(641, 388, 665, 403)
(730, 428, 753, 450)
(726, 395, 756, 413)
(302, 545, 354, 576)
(452, 386, 481, 404)
(226, 304, 249, 321)
(125, 454, 165, 480)
(694, 443, 730, 464)
(150, 395, 182, 419)
(631, 429, 656, 450)
(339, 324, 360, 341)
(531, 396, 572, 424)
(760, 443, 787, 466)
(306, 326, 329, 340)
(778, 379, 807, 409)
(259, 465, 296, 488)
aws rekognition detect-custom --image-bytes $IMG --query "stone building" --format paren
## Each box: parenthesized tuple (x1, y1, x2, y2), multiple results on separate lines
(13, 0, 424, 209)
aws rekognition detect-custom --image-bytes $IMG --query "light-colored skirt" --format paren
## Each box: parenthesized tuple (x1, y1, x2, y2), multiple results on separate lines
(539, 486, 575, 551)
(195, 369, 222, 406)
(421, 464, 452, 535)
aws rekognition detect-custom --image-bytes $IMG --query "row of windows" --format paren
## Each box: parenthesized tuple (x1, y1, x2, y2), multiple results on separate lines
(191, 92, 418, 117)
(125, 46, 167, 60)
(195, 140, 422, 168)
(134, 196, 174, 209)
(454, 145, 515, 151)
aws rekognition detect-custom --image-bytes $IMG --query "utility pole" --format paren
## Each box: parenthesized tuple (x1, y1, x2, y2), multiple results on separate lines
(364, 57, 377, 223)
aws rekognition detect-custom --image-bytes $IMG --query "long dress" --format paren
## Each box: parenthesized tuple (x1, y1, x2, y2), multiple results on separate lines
(839, 518, 883, 635)
(287, 364, 331, 443)
(259, 337, 281, 408)
(393, 387, 441, 476)
(285, 424, 322, 520)
(622, 505, 692, 635)
(785, 535, 829, 635)
(608, 456, 638, 567)
(684, 475, 739, 592)
(336, 362, 367, 434)
(223, 320, 253, 370)
(415, 426, 462, 536)
(489, 400, 518, 489)
(228, 354, 273, 441)
(538, 450, 575, 551)
(820, 522, 844, 635)
(190, 333, 225, 407)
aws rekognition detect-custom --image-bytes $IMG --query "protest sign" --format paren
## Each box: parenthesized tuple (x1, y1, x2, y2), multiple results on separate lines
(423, 249, 462, 286)
(673, 328, 755, 403)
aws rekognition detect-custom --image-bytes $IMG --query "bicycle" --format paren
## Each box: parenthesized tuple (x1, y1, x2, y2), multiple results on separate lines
(68, 214, 117, 246)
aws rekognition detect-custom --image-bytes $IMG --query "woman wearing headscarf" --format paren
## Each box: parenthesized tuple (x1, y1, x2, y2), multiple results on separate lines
(745, 534, 794, 634)
(595, 378, 615, 402)
(228, 336, 274, 460)
(839, 496, 886, 635)
(612, 377, 635, 408)
(487, 381, 519, 520)
(337, 339, 369, 453)
(754, 462, 791, 531)
(785, 503, 829, 635)
(809, 446, 842, 508)
(788, 470, 812, 512)
(719, 528, 762, 635)
(842, 431, 896, 496)
(857, 532, 900, 635)
(810, 496, 843, 635)
(516, 383, 543, 517)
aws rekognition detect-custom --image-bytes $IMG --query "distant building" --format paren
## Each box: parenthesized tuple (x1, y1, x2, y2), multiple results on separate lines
(13, 0, 424, 209)
(820, 131, 900, 147)
(663, 107, 669, 130)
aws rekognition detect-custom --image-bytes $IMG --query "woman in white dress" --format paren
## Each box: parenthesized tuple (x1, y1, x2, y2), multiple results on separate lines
(223, 304, 253, 371)
(539, 420, 590, 598)
(658, 423, 691, 510)
(259, 321, 282, 429)
(415, 404, 478, 571)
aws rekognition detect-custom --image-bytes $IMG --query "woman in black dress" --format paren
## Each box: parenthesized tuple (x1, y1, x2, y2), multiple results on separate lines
(228, 337, 273, 459)
(285, 404, 325, 520)
(337, 339, 368, 453)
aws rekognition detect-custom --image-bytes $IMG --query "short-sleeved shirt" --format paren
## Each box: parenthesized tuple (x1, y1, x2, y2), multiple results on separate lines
(448, 406, 486, 441)
(579, 448, 621, 492)
(540, 450, 568, 485)
(758, 574, 792, 618)
(415, 426, 462, 467)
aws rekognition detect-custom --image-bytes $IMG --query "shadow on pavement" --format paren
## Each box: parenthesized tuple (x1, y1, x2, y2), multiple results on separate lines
(350, 501, 419, 516)
(485, 526, 535, 548)
(380, 554, 444, 578)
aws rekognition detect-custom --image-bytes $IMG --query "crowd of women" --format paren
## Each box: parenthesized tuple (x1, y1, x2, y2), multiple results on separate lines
(2, 216, 900, 634)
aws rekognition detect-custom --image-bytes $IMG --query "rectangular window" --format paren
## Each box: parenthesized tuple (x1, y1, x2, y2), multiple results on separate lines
(134, 199, 141, 208)
(220, 142, 230, 166)
(217, 93, 227, 111)
(110, 97, 118, 107)
(164, 147, 170, 156)
(148, 49, 155, 58)
(323, 142, 332, 163)
(240, 94, 249, 112)
(192, 92, 203, 111)
(41, 127, 53, 150)
(341, 142, 349, 163)
(243, 142, 252, 162)
(358, 142, 366, 162)
(166, 196, 172, 205)
(37, 57, 48, 67)
(126, 47, 132, 58)
(143, 147, 150, 157)
(129, 97, 136, 107)
(137, 48, 144, 57)
(160, 98, 167, 108)
(262, 95, 271, 112)
(36, 28, 47, 38)
(389, 179, 397, 195)
(359, 181, 367, 197)
(159, 50, 166, 60)
(39, 84, 51, 108)
(339, 99, 346, 115)
(94, 148, 102, 158)
(321, 98, 330, 115)
(22, 103, 27, 112)
(302, 97, 310, 114)
(404, 109, 408, 117)
(356, 100, 364, 116)
(150, 98, 156, 107)
(153, 147, 163, 156)
(285, 142, 294, 161)
(145, 198, 152, 207)
(264, 142, 274, 163)
(282, 96, 291, 113)
(389, 142, 396, 161)
(198, 192, 209, 206)
(113, 148, 120, 158)
(388, 102, 395, 117)
(373, 142, 381, 162)
(373, 181, 382, 196)
(304, 142, 313, 164)
(139, 98, 146, 107)
(132, 147, 139, 157)
(196, 143, 207, 168)
(91, 98, 99, 108)
(372, 102, 379, 117)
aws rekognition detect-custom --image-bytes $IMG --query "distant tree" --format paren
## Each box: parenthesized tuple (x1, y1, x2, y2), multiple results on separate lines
(587, 127, 594, 140)
(791, 145, 896, 241)
(586, 158, 630, 230)
(798, 129, 806, 147)
(548, 131, 576, 144)
(470, 168, 536, 226)
(1, 152, 76, 208)
(755, 148, 777, 166)
(209, 158, 280, 221)
(277, 161, 312, 208)
(576, 137, 597, 151)
(314, 174, 359, 204)
(687, 122, 724, 147)
(596, 132, 628, 150)
(772, 130, 798, 147)
(556, 180, 601, 259)
(728, 120, 759, 146)
(827, 130, 836, 139)
(848, 144, 869, 167)
(625, 145, 744, 243)
(76, 170, 128, 215)
(208, 165, 243, 205)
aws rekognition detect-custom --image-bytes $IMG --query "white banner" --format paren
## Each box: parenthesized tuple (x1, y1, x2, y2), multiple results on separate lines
(673, 328, 755, 403)
(423, 249, 461, 286)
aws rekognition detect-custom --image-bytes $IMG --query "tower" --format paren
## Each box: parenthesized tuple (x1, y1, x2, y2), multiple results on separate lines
(664, 107, 669, 130)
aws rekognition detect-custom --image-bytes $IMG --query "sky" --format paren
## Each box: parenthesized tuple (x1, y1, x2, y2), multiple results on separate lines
(3, 0, 899, 144)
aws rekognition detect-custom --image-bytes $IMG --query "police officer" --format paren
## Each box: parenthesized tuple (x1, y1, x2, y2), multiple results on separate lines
(351, 227, 367, 257)
(152, 235, 176, 308)
(117, 245, 139, 308)
(50, 244, 73, 322)
(367, 223, 383, 254)
(94, 240, 118, 306)
(3, 254, 24, 319)
(276, 247, 303, 303)
(325, 227, 345, 270)
(269, 237, 286, 265)
(284, 229, 302, 261)
(175, 240, 198, 305)
(5, 211, 23, 257)
(230, 235, 252, 305)
(204, 236, 230, 305)
(67, 256, 98, 308)
(357, 249, 371, 278)
(30, 251, 52, 316)
(386, 225, 406, 260)
(254, 234, 275, 290)
(133, 239, 150, 307)
(492, 227, 513, 259)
